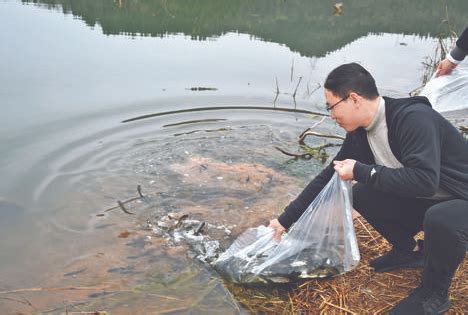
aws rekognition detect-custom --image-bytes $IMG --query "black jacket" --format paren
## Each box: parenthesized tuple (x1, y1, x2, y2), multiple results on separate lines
(278, 96, 468, 229)
(451, 27, 468, 61)
(456, 27, 468, 52)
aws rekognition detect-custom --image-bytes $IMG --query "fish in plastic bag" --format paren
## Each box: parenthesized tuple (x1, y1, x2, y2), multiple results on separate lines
(213, 173, 360, 284)
(421, 60, 468, 112)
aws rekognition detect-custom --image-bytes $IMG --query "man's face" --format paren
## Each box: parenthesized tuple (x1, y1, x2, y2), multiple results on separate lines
(324, 89, 361, 132)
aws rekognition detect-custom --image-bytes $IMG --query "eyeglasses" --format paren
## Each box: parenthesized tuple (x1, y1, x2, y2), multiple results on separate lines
(326, 95, 349, 112)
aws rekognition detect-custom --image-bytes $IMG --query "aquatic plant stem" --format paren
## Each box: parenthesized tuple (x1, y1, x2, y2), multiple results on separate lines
(0, 285, 112, 295)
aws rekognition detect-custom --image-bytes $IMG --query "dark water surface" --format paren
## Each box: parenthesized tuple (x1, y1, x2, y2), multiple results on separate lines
(1, 0, 467, 313)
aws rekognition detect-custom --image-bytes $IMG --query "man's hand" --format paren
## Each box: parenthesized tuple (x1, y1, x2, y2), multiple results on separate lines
(268, 219, 286, 241)
(333, 159, 356, 180)
(436, 58, 457, 77)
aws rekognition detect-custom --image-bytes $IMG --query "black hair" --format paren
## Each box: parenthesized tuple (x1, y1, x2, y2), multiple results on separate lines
(324, 63, 379, 99)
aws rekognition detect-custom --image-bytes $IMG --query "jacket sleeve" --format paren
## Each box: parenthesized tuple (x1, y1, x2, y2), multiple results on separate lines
(450, 27, 468, 62)
(456, 27, 468, 52)
(278, 132, 354, 229)
(353, 106, 441, 198)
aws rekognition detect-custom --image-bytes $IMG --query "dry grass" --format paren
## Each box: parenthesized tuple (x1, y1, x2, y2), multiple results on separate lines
(228, 217, 467, 314)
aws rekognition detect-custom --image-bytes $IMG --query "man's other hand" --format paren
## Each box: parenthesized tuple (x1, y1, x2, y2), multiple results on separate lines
(333, 159, 356, 180)
(436, 58, 457, 77)
(268, 219, 286, 241)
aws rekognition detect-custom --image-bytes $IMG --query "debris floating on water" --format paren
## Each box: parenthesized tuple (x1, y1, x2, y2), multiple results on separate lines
(333, 3, 343, 16)
(186, 87, 218, 91)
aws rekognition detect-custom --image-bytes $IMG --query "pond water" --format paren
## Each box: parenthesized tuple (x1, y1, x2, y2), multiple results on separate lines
(1, 0, 467, 313)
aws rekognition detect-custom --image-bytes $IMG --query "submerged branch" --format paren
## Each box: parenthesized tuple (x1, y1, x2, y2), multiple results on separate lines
(0, 296, 34, 308)
(0, 285, 111, 295)
(299, 131, 345, 142)
(276, 116, 343, 162)
(122, 106, 327, 123)
(298, 116, 327, 144)
(275, 146, 312, 160)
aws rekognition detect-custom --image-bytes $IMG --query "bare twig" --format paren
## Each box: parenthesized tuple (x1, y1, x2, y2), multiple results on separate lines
(300, 130, 345, 141)
(0, 295, 34, 308)
(274, 146, 312, 160)
(292, 76, 302, 99)
(306, 82, 321, 98)
(304, 143, 342, 152)
(290, 58, 294, 82)
(298, 116, 327, 144)
(273, 77, 280, 106)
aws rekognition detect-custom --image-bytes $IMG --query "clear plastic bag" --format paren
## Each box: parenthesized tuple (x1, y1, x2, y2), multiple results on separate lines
(421, 60, 468, 112)
(213, 173, 360, 284)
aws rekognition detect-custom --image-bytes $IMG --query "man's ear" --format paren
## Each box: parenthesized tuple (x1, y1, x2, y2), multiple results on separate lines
(349, 92, 360, 107)
(349, 92, 359, 101)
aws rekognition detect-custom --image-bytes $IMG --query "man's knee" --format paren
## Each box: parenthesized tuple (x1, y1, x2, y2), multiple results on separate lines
(424, 205, 446, 233)
(424, 200, 468, 243)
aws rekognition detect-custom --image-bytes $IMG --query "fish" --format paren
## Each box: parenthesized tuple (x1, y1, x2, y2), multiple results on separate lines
(63, 268, 87, 277)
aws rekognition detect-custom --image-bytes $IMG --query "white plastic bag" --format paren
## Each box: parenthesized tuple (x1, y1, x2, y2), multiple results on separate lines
(213, 173, 360, 284)
(421, 61, 468, 112)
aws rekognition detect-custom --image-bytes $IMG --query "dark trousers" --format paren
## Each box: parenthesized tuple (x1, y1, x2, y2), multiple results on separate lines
(353, 183, 468, 292)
